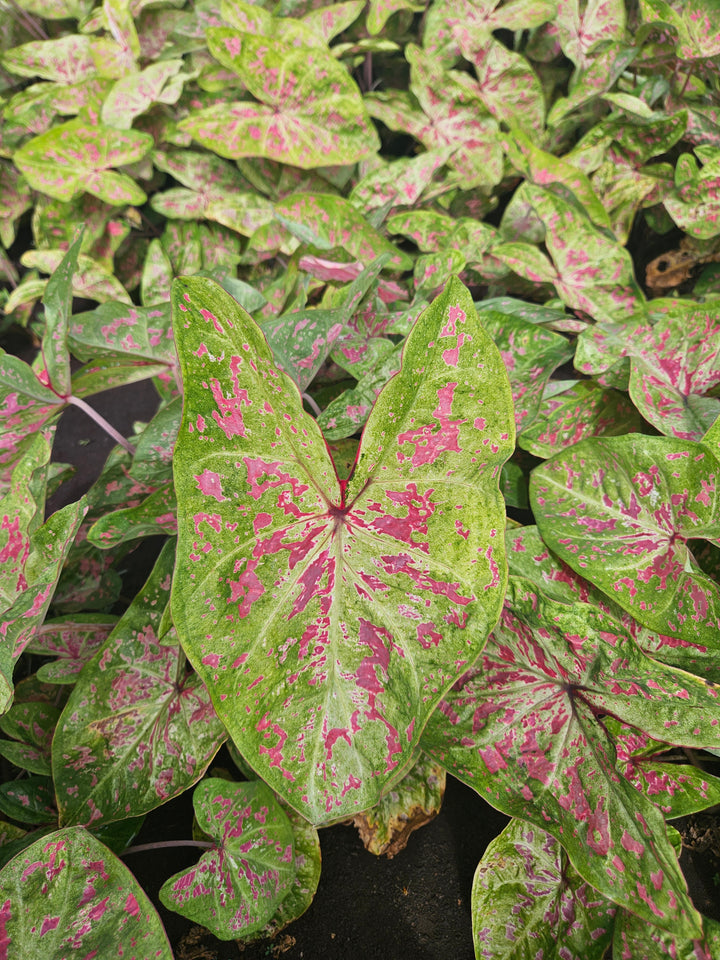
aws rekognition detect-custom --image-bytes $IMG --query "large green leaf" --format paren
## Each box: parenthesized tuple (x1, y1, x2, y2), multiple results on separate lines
(53, 541, 227, 827)
(179, 30, 379, 168)
(171, 275, 514, 824)
(530, 434, 720, 643)
(0, 826, 172, 958)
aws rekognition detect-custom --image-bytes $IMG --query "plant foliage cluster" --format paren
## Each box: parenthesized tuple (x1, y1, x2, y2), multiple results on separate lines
(2, 0, 720, 955)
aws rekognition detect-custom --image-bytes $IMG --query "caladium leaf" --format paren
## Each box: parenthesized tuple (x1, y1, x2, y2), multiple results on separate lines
(612, 726, 720, 820)
(24, 614, 118, 685)
(353, 752, 446, 857)
(518, 380, 643, 458)
(159, 778, 295, 939)
(100, 59, 185, 129)
(68, 301, 175, 371)
(530, 434, 720, 644)
(472, 818, 615, 960)
(171, 274, 514, 824)
(467, 37, 546, 134)
(0, 826, 172, 958)
(639, 0, 720, 61)
(13, 120, 153, 205)
(614, 900, 720, 959)
(478, 309, 574, 433)
(496, 185, 644, 323)
(180, 29, 379, 168)
(552, 0, 627, 69)
(261, 309, 345, 391)
(53, 541, 226, 827)
(2, 35, 99, 84)
(0, 776, 56, 826)
(422, 577, 715, 938)
(37, 230, 82, 400)
(317, 342, 404, 441)
(86, 480, 178, 547)
(274, 193, 412, 271)
(20, 249, 132, 306)
(0, 701, 59, 776)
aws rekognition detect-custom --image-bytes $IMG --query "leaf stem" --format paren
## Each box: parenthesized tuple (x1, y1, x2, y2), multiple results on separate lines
(302, 392, 321, 417)
(121, 840, 215, 857)
(67, 395, 137, 455)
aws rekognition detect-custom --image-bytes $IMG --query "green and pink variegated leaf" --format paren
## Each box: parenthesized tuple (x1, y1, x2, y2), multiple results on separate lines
(2, 35, 98, 84)
(100, 60, 185, 130)
(317, 343, 404, 441)
(404, 44, 504, 189)
(664, 153, 720, 240)
(421, 578, 714, 938)
(478, 309, 574, 433)
(160, 778, 295, 939)
(21, 250, 131, 305)
(68, 302, 175, 370)
(0, 776, 55, 825)
(171, 275, 514, 823)
(0, 162, 33, 249)
(612, 724, 720, 819)
(274, 193, 412, 271)
(53, 541, 226, 827)
(37, 231, 82, 400)
(467, 37, 546, 134)
(518, 380, 643, 458)
(531, 434, 720, 644)
(367, 0, 425, 34)
(180, 30, 379, 168)
(472, 818, 615, 960)
(498, 185, 644, 323)
(0, 701, 59, 775)
(0, 826, 172, 958)
(86, 481, 178, 547)
(625, 307, 720, 440)
(353, 752, 445, 857)
(262, 309, 345, 391)
(615, 903, 720, 959)
(13, 120, 153, 205)
(0, 359, 63, 493)
(639, 0, 720, 61)
(301, 0, 364, 42)
(24, 615, 118, 685)
(547, 41, 637, 125)
(551, 0, 627, 69)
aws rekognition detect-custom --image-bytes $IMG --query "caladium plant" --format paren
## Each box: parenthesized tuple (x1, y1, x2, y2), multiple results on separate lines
(2, 0, 720, 955)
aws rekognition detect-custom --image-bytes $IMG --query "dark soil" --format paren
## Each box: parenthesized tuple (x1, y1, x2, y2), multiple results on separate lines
(43, 374, 720, 958)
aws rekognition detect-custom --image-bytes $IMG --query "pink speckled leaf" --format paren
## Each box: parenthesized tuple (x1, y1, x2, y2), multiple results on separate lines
(68, 301, 175, 370)
(478, 310, 574, 433)
(664, 152, 720, 240)
(518, 381, 643, 458)
(38, 230, 82, 400)
(2, 35, 98, 84)
(21, 249, 131, 306)
(13, 119, 153, 205)
(171, 274, 514, 824)
(615, 895, 720, 958)
(262, 309, 345, 391)
(472, 818, 615, 960)
(0, 361, 61, 496)
(551, 0, 627, 69)
(100, 59, 185, 130)
(53, 541, 226, 826)
(87, 480, 178, 547)
(639, 0, 720, 61)
(24, 615, 118, 685)
(159, 778, 295, 939)
(0, 433, 87, 712)
(0, 826, 172, 958)
(495, 185, 644, 323)
(531, 434, 720, 644)
(467, 37, 546, 134)
(179, 29, 379, 168)
(274, 193, 412, 271)
(422, 577, 716, 938)
(0, 701, 59, 776)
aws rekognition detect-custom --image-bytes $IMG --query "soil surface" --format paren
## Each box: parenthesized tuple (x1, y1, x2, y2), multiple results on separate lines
(34, 362, 720, 957)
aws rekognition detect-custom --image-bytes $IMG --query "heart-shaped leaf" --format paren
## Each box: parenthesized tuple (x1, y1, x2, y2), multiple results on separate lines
(24, 614, 118, 685)
(179, 30, 379, 168)
(472, 818, 615, 960)
(0, 826, 172, 958)
(530, 434, 720, 643)
(422, 577, 715, 938)
(53, 541, 227, 826)
(171, 274, 514, 823)
(13, 119, 153, 204)
(159, 778, 295, 939)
